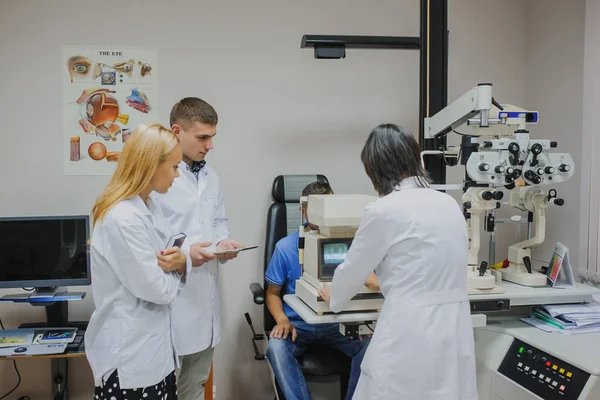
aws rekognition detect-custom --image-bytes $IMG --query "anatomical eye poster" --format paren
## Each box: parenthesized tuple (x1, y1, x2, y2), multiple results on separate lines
(62, 46, 158, 175)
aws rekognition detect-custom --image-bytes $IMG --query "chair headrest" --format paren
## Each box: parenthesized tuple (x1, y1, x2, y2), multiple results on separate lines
(271, 174, 329, 203)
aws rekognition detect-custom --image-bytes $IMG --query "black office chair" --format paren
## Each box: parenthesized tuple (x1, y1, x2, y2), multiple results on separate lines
(245, 174, 352, 400)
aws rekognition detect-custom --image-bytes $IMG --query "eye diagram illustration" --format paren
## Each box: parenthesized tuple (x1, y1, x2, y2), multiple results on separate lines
(64, 47, 157, 175)
(126, 88, 151, 114)
(66, 56, 92, 83)
(67, 55, 151, 82)
(76, 88, 129, 141)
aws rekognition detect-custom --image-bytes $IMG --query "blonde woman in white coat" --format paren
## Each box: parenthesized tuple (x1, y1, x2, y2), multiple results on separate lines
(319, 123, 478, 400)
(86, 123, 191, 400)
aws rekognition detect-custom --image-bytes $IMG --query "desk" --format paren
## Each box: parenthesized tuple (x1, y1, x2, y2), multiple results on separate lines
(283, 294, 488, 327)
(0, 333, 216, 400)
(0, 328, 85, 400)
(284, 283, 600, 329)
(0, 349, 84, 399)
(468, 282, 600, 306)
(1, 349, 86, 360)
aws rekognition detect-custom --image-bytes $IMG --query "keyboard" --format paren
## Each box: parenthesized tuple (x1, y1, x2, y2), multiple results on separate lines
(66, 331, 85, 351)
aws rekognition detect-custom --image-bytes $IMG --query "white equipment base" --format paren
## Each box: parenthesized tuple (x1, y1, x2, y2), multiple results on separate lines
(284, 294, 488, 328)
(295, 278, 384, 314)
(469, 282, 598, 306)
(475, 318, 600, 400)
(502, 266, 549, 287)
(300, 273, 377, 295)
(468, 270, 498, 290)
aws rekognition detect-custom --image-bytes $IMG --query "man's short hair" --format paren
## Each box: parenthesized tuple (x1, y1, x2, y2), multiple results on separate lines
(302, 181, 333, 197)
(169, 97, 218, 128)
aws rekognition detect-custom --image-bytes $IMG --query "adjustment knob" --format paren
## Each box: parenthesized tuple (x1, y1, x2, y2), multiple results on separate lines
(464, 202, 472, 209)
(495, 165, 505, 173)
(545, 166, 555, 174)
(481, 191, 493, 201)
(527, 350, 533, 357)
(559, 164, 571, 172)
(483, 141, 493, 148)
(531, 143, 543, 155)
(537, 168, 545, 175)
(506, 167, 514, 175)
(493, 191, 504, 200)
(479, 163, 490, 172)
(524, 170, 542, 184)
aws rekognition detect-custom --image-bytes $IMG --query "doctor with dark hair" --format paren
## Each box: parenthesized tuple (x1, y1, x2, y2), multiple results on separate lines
(319, 123, 477, 400)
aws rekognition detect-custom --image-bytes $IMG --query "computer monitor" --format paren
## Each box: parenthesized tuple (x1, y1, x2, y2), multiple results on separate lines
(0, 215, 90, 292)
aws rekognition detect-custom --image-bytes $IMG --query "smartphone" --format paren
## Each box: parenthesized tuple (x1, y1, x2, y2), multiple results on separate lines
(212, 244, 261, 255)
(165, 233, 187, 249)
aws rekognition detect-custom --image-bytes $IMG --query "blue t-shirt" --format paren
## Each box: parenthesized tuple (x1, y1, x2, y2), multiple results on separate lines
(265, 230, 302, 321)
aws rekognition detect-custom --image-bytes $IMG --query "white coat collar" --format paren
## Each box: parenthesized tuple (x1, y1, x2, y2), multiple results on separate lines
(394, 176, 429, 191)
(130, 195, 153, 216)
(130, 195, 169, 239)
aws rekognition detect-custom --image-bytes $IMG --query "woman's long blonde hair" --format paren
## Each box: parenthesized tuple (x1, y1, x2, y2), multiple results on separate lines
(91, 123, 180, 227)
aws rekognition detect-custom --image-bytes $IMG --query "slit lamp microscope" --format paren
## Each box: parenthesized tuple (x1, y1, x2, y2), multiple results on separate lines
(423, 83, 574, 292)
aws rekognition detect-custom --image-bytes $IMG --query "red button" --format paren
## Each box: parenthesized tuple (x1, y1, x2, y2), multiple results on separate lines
(560, 385, 565, 391)
(546, 362, 552, 367)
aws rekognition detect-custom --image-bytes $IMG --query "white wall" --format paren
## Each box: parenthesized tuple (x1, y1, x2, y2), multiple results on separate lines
(523, 0, 585, 271)
(580, 0, 600, 282)
(0, 0, 580, 399)
(0, 1, 417, 399)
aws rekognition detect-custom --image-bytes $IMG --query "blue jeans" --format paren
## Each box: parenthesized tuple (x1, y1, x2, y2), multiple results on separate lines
(266, 320, 369, 400)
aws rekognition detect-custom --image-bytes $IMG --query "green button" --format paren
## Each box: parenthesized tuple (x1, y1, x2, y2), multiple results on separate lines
(519, 347, 524, 354)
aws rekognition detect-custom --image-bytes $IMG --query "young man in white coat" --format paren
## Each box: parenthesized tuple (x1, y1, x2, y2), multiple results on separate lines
(152, 97, 244, 400)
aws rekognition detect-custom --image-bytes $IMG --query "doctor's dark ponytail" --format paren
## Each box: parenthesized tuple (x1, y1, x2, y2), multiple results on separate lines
(361, 123, 429, 196)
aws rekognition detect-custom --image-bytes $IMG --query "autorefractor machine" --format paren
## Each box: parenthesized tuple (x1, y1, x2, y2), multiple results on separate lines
(294, 194, 384, 315)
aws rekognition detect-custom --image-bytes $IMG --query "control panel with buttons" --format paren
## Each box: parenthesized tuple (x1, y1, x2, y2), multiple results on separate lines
(498, 339, 590, 400)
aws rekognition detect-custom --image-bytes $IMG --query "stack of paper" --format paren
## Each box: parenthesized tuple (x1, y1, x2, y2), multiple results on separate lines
(520, 294, 600, 334)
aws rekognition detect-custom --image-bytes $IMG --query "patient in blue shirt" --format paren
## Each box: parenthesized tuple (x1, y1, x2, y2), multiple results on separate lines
(265, 181, 376, 400)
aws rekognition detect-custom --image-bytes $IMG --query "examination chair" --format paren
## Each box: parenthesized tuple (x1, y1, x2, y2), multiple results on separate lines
(245, 174, 352, 400)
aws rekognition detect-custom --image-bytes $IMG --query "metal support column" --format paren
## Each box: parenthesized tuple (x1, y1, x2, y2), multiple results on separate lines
(419, 0, 449, 184)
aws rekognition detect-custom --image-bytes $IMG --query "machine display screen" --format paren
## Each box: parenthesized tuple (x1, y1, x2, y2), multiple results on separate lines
(323, 243, 349, 264)
(319, 239, 352, 280)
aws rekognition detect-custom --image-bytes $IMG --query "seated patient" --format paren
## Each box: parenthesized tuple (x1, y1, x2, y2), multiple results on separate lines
(265, 181, 377, 400)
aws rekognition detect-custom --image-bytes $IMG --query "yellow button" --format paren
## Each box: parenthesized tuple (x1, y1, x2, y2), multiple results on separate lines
(553, 365, 558, 370)
(559, 368, 565, 374)
(567, 372, 573, 378)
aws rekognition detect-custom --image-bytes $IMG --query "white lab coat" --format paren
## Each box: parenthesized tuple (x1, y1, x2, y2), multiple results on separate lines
(152, 162, 230, 355)
(85, 196, 191, 389)
(329, 177, 478, 400)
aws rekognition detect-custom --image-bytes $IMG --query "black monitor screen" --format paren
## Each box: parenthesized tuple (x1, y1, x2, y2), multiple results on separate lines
(0, 216, 90, 288)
